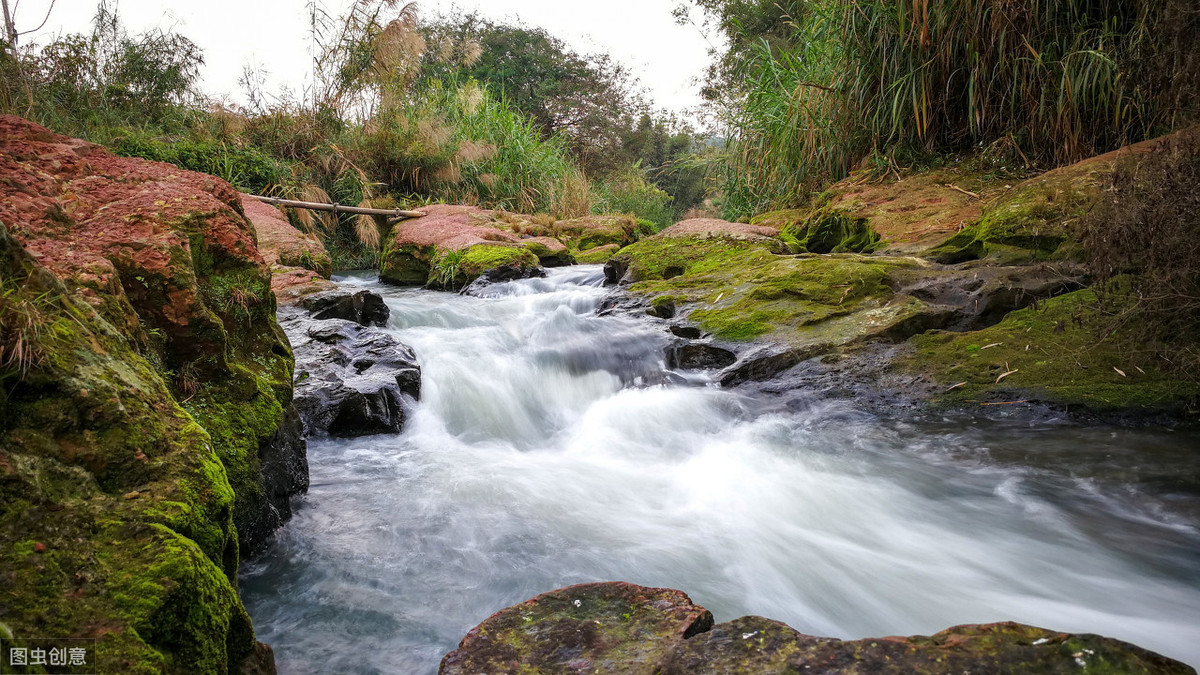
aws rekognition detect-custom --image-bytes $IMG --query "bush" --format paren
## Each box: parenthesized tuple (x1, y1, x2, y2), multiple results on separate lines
(112, 134, 289, 193)
(591, 166, 675, 229)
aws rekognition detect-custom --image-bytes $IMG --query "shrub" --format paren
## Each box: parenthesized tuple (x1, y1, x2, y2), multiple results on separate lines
(591, 166, 675, 229)
(112, 134, 289, 193)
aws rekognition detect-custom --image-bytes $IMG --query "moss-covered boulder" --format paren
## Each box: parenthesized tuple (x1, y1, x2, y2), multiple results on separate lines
(521, 236, 573, 267)
(753, 167, 1008, 254)
(574, 243, 621, 264)
(379, 205, 543, 289)
(755, 208, 882, 254)
(440, 583, 714, 674)
(0, 115, 307, 672)
(442, 583, 1193, 674)
(606, 228, 946, 374)
(896, 289, 1200, 414)
(927, 130, 1197, 264)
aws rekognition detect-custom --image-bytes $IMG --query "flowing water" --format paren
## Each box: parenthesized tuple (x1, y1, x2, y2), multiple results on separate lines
(241, 266, 1200, 674)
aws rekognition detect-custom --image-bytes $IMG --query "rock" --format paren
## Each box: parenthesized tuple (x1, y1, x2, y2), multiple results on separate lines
(669, 324, 702, 339)
(300, 289, 390, 326)
(281, 307, 421, 437)
(552, 214, 643, 250)
(244, 198, 333, 277)
(379, 205, 543, 289)
(522, 236, 573, 266)
(442, 582, 1195, 675)
(657, 217, 782, 243)
(575, 243, 620, 264)
(0, 116, 298, 671)
(667, 342, 738, 370)
(925, 130, 1199, 265)
(753, 169, 1005, 255)
(646, 295, 676, 319)
(439, 582, 714, 675)
(896, 289, 1200, 415)
(661, 616, 1193, 675)
(462, 262, 548, 292)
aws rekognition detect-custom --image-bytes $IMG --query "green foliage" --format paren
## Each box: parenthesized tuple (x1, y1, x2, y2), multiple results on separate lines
(432, 248, 466, 287)
(112, 134, 288, 193)
(705, 0, 1200, 220)
(421, 14, 647, 176)
(1, 1, 203, 140)
(591, 165, 676, 229)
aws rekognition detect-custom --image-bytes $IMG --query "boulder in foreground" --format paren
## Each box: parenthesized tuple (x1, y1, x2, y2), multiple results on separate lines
(0, 115, 294, 672)
(441, 582, 1194, 674)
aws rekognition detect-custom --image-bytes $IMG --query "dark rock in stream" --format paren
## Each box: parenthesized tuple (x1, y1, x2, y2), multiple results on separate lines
(667, 342, 737, 370)
(242, 404, 309, 553)
(440, 582, 1196, 675)
(461, 263, 548, 296)
(300, 288, 391, 326)
(280, 294, 421, 437)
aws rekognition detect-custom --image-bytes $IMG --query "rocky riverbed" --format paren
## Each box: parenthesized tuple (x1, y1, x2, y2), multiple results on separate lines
(3, 116, 1197, 674)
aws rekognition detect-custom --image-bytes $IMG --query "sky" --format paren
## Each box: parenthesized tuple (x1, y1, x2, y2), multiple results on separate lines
(20, 0, 721, 116)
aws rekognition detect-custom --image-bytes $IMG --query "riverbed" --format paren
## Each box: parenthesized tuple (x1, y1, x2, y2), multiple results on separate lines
(241, 266, 1200, 673)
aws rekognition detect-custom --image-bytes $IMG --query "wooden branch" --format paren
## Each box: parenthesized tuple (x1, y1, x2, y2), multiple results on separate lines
(945, 183, 981, 199)
(243, 193, 425, 220)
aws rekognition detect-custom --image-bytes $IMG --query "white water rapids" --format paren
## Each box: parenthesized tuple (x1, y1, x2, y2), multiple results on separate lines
(240, 266, 1200, 674)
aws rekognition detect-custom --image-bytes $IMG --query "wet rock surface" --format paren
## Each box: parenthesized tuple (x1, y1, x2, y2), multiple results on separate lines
(442, 582, 1195, 674)
(280, 292, 421, 437)
(299, 288, 391, 326)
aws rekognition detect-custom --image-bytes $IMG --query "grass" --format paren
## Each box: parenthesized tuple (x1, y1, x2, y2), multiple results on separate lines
(715, 0, 1198, 220)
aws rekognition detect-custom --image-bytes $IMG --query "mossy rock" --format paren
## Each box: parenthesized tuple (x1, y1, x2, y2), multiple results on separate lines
(574, 243, 620, 264)
(379, 242, 435, 286)
(277, 248, 333, 278)
(521, 238, 573, 267)
(610, 235, 939, 349)
(0, 225, 266, 673)
(443, 582, 1194, 674)
(926, 144, 1132, 264)
(899, 289, 1200, 413)
(555, 215, 640, 250)
(752, 166, 1010, 254)
(429, 244, 541, 290)
(774, 209, 882, 254)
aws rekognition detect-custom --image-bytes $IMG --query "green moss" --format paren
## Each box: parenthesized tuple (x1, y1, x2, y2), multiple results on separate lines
(900, 289, 1200, 412)
(553, 215, 639, 250)
(574, 244, 620, 264)
(615, 233, 933, 349)
(928, 161, 1107, 263)
(779, 211, 882, 254)
(522, 241, 572, 266)
(427, 244, 540, 290)
(379, 242, 435, 286)
(278, 247, 333, 278)
(181, 365, 283, 546)
(610, 236, 762, 283)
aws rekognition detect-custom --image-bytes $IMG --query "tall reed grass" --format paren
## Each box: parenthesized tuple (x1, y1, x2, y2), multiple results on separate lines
(719, 0, 1198, 219)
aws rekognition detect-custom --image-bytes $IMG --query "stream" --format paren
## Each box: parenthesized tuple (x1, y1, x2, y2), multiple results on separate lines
(240, 266, 1200, 674)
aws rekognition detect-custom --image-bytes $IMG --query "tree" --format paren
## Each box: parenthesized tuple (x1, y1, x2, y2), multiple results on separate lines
(1, 0, 58, 52)
(421, 14, 648, 176)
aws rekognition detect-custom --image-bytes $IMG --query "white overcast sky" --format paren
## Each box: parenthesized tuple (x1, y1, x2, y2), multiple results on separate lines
(21, 0, 721, 116)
